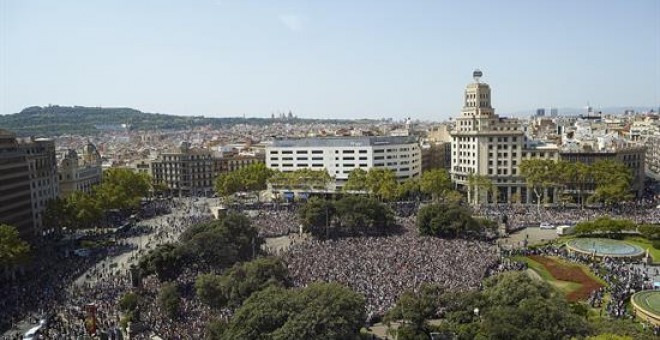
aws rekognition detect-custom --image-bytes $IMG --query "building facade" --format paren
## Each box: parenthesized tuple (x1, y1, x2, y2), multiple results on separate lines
(17, 137, 60, 234)
(0, 130, 34, 237)
(150, 142, 214, 196)
(450, 70, 529, 204)
(265, 136, 421, 190)
(644, 136, 660, 181)
(214, 151, 265, 174)
(58, 142, 103, 197)
(559, 146, 647, 198)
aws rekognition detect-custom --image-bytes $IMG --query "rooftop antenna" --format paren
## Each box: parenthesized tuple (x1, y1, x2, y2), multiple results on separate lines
(473, 69, 483, 83)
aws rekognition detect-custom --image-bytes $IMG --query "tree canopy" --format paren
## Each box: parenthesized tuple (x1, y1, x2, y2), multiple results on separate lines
(298, 196, 395, 237)
(212, 282, 365, 340)
(196, 257, 289, 309)
(215, 163, 274, 197)
(140, 212, 260, 281)
(0, 224, 30, 267)
(416, 203, 490, 239)
(431, 271, 589, 340)
(420, 169, 452, 202)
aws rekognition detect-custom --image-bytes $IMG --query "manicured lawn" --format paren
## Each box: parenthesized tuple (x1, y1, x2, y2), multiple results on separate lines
(514, 255, 604, 302)
(513, 256, 582, 297)
(623, 237, 660, 264)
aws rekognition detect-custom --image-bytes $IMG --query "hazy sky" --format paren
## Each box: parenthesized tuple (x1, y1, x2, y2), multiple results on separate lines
(1, 0, 659, 120)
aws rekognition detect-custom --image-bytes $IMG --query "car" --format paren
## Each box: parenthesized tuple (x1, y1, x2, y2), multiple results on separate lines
(539, 222, 556, 229)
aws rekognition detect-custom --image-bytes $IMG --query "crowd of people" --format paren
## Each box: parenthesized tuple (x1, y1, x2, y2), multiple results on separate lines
(4, 194, 660, 339)
(480, 203, 660, 231)
(284, 216, 499, 319)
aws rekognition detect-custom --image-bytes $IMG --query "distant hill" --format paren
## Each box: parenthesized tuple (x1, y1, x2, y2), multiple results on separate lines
(0, 106, 367, 137)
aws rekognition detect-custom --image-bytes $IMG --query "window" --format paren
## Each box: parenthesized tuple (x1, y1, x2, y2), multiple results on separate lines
(282, 150, 293, 154)
(270, 151, 279, 154)
(296, 150, 308, 154)
(343, 157, 355, 160)
(343, 150, 355, 154)
(312, 150, 323, 154)
(297, 157, 308, 161)
(270, 157, 278, 161)
(312, 163, 323, 167)
(359, 150, 367, 154)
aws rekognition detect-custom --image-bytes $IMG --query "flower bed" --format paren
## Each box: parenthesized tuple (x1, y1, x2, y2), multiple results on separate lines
(529, 255, 603, 301)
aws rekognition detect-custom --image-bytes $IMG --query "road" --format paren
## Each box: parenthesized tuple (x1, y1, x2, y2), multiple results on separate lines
(2, 197, 214, 339)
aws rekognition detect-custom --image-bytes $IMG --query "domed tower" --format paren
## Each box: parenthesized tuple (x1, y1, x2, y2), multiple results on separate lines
(81, 142, 101, 166)
(461, 69, 494, 119)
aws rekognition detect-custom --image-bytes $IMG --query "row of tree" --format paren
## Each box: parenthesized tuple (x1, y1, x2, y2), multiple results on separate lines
(44, 168, 152, 230)
(215, 163, 462, 204)
(520, 159, 633, 212)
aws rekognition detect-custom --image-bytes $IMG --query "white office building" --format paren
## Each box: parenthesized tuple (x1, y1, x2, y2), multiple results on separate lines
(266, 136, 421, 190)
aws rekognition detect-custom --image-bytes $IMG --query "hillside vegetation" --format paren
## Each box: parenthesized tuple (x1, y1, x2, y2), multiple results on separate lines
(0, 105, 366, 137)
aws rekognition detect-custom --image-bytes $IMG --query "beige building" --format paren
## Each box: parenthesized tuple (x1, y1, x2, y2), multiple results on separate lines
(17, 137, 60, 234)
(0, 130, 34, 237)
(559, 146, 646, 198)
(150, 142, 214, 197)
(58, 142, 103, 197)
(644, 136, 660, 181)
(450, 70, 528, 204)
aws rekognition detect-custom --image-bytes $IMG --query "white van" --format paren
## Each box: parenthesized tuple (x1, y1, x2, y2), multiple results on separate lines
(540, 222, 556, 229)
(557, 225, 574, 235)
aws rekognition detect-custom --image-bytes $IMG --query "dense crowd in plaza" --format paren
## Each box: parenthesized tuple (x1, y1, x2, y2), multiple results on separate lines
(284, 216, 499, 319)
(506, 245, 660, 335)
(481, 203, 660, 230)
(4, 195, 660, 339)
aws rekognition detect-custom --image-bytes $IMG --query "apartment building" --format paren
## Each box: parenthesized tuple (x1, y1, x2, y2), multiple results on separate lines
(17, 137, 60, 234)
(0, 130, 34, 237)
(150, 142, 214, 196)
(265, 136, 421, 190)
(58, 142, 103, 197)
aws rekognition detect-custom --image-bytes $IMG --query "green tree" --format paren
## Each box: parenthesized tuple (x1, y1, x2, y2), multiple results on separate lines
(215, 172, 242, 198)
(420, 169, 452, 202)
(467, 174, 494, 205)
(43, 197, 75, 232)
(589, 160, 633, 206)
(384, 284, 443, 340)
(416, 203, 485, 238)
(119, 292, 140, 312)
(520, 159, 557, 214)
(66, 191, 102, 228)
(214, 282, 365, 340)
(95, 168, 150, 211)
(272, 282, 366, 340)
(334, 196, 394, 233)
(0, 224, 30, 267)
(478, 271, 589, 340)
(396, 178, 421, 201)
(196, 257, 289, 309)
(159, 281, 181, 319)
(366, 168, 398, 201)
(343, 168, 368, 192)
(138, 243, 187, 282)
(297, 197, 335, 235)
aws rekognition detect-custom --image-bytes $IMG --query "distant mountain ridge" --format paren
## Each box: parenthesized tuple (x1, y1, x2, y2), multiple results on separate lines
(0, 105, 366, 137)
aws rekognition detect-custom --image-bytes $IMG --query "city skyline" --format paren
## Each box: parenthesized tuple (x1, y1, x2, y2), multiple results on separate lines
(1, 0, 659, 120)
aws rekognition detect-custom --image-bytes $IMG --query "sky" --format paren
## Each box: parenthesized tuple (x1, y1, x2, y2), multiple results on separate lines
(1, 0, 659, 121)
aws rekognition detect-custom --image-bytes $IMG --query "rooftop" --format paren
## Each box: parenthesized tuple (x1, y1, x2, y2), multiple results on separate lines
(270, 136, 418, 148)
